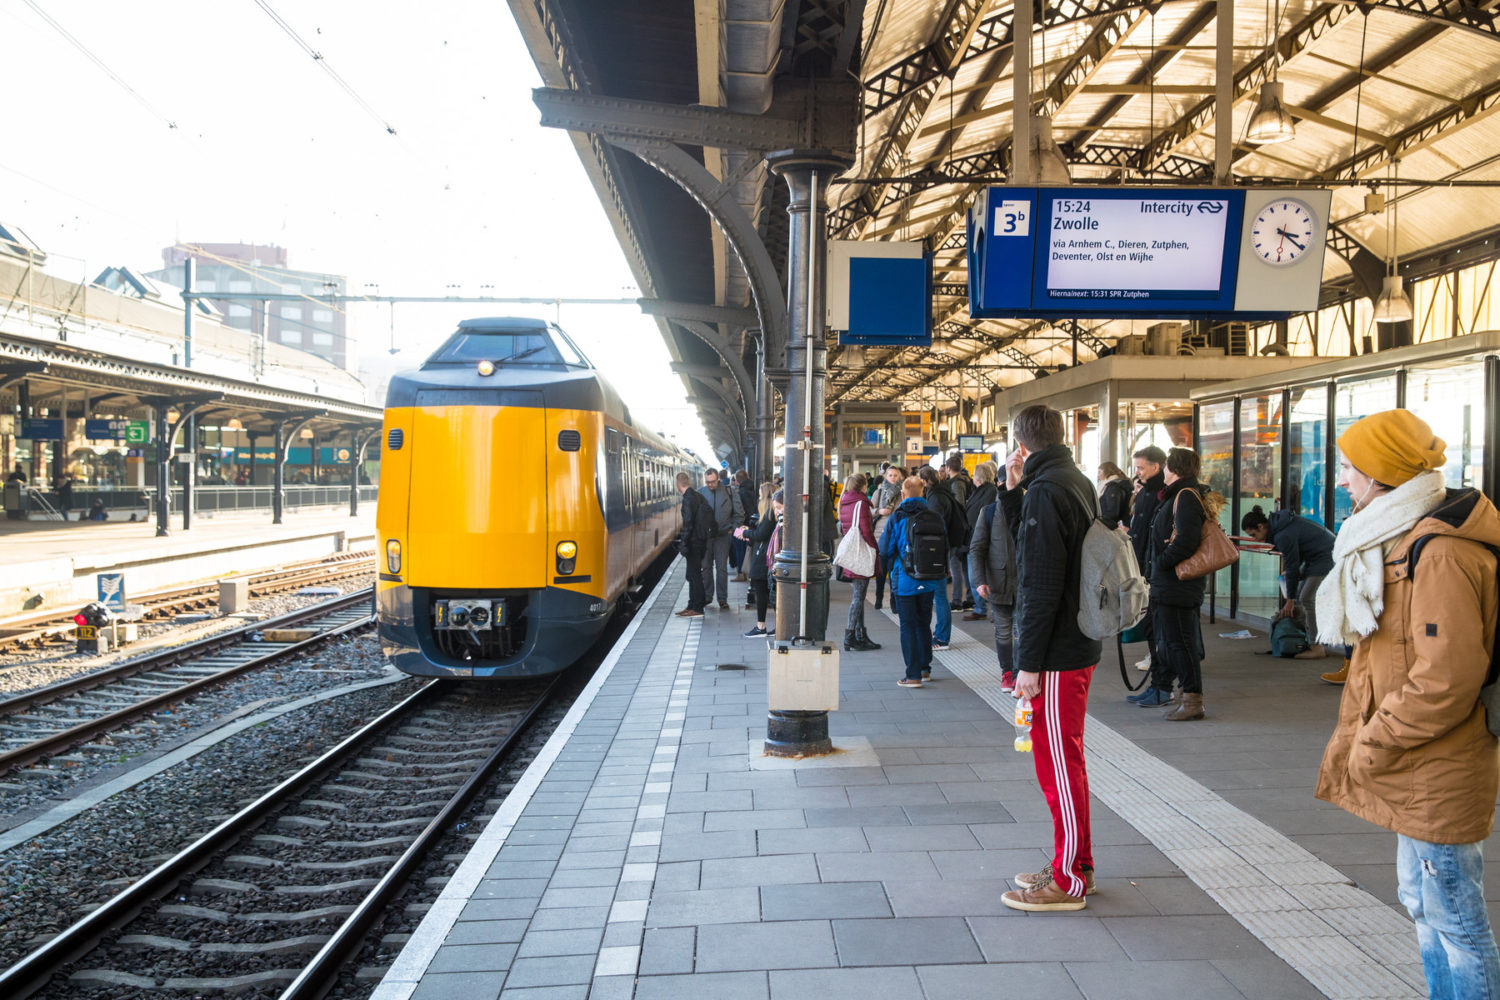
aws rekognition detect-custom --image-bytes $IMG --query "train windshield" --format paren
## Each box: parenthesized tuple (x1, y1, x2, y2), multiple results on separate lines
(428, 328, 587, 367)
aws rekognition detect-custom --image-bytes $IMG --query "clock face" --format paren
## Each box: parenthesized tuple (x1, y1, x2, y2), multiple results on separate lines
(1250, 199, 1317, 266)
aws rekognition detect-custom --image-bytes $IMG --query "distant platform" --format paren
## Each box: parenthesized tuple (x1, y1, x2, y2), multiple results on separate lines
(369, 560, 1436, 1000)
(0, 508, 375, 617)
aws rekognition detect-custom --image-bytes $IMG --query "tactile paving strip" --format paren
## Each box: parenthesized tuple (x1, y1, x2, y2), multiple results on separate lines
(897, 611, 1426, 1000)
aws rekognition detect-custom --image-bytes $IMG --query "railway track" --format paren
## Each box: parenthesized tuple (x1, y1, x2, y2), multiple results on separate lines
(0, 590, 376, 777)
(0, 551, 376, 654)
(0, 677, 557, 1000)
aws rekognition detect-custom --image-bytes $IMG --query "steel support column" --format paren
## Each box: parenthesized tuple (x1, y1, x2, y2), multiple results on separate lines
(273, 414, 322, 524)
(764, 148, 850, 759)
(350, 429, 374, 517)
(755, 340, 775, 482)
(155, 404, 171, 537)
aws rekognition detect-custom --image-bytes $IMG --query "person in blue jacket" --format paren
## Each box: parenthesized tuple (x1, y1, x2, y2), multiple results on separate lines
(880, 476, 940, 687)
(1242, 505, 1337, 660)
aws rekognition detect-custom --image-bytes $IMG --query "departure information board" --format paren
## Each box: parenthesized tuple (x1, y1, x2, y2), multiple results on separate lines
(967, 186, 1330, 319)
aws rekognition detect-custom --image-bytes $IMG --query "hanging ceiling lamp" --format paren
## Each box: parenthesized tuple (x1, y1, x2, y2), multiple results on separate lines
(1032, 115, 1073, 184)
(1246, 0, 1296, 146)
(1247, 81, 1296, 145)
(1373, 161, 1413, 324)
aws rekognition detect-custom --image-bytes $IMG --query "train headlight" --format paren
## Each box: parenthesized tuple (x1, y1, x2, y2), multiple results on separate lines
(386, 539, 401, 574)
(476, 360, 495, 376)
(556, 540, 577, 575)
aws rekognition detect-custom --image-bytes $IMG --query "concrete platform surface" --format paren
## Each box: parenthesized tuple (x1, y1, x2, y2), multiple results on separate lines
(0, 508, 375, 616)
(371, 558, 1477, 1000)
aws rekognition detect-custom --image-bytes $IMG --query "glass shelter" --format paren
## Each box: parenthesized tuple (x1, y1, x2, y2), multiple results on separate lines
(1191, 331, 1500, 621)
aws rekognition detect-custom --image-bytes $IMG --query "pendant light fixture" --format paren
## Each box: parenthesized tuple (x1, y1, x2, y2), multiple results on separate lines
(1032, 115, 1073, 184)
(1373, 159, 1413, 324)
(1246, 0, 1296, 145)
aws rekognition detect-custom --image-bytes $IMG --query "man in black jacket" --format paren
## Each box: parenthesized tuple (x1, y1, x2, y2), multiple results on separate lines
(999, 404, 1101, 913)
(1126, 446, 1168, 687)
(676, 472, 712, 617)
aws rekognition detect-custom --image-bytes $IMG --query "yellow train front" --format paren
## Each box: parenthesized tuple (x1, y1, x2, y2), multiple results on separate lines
(376, 317, 686, 677)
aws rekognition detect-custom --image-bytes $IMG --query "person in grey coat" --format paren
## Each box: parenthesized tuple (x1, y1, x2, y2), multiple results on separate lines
(968, 494, 1019, 689)
(699, 468, 745, 610)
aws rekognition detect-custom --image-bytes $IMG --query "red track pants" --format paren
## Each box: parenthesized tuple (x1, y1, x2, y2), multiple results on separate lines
(1031, 664, 1095, 898)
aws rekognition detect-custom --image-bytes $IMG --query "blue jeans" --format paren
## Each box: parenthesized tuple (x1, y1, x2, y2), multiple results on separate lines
(893, 592, 933, 680)
(1397, 835, 1500, 1000)
(934, 585, 952, 644)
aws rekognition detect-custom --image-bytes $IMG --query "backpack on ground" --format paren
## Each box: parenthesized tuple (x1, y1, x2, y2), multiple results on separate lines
(901, 507, 949, 580)
(1270, 616, 1310, 657)
(1076, 518, 1150, 640)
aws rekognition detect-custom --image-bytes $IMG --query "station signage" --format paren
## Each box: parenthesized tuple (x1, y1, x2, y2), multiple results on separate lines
(124, 421, 151, 443)
(85, 418, 131, 440)
(967, 187, 1331, 319)
(20, 417, 63, 440)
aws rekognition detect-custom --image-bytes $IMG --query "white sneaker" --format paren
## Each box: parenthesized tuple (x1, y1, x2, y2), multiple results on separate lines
(1135, 654, 1151, 672)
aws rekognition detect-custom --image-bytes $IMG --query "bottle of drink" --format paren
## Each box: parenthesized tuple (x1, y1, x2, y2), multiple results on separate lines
(1013, 696, 1033, 753)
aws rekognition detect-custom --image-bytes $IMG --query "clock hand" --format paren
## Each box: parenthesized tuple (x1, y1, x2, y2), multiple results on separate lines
(1276, 227, 1307, 251)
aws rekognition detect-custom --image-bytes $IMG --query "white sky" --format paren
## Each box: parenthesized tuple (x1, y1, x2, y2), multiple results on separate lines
(2, 0, 715, 459)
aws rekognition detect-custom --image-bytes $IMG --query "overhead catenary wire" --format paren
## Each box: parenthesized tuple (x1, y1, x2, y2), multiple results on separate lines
(20, 0, 177, 130)
(251, 0, 399, 137)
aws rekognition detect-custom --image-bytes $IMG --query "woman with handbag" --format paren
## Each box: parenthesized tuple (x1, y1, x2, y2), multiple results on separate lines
(837, 473, 881, 651)
(1143, 447, 1212, 719)
(735, 489, 783, 638)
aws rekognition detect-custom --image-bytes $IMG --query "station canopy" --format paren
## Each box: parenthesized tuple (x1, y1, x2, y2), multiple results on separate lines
(510, 0, 1500, 458)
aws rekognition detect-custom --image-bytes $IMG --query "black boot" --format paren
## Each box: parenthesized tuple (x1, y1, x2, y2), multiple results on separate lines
(844, 628, 860, 652)
(855, 624, 881, 650)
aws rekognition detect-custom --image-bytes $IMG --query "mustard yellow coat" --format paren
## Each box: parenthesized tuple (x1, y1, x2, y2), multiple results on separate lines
(1315, 489, 1500, 844)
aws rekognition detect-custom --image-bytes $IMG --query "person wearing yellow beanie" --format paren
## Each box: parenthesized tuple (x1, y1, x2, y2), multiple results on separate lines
(1336, 408, 1447, 491)
(1315, 407, 1500, 997)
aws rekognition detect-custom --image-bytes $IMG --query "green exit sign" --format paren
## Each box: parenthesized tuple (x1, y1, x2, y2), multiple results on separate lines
(124, 421, 151, 444)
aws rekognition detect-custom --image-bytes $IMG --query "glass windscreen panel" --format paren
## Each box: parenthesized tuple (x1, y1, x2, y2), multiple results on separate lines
(1287, 385, 1329, 523)
(1238, 394, 1284, 621)
(1120, 401, 1194, 464)
(428, 330, 575, 365)
(1333, 375, 1397, 528)
(1065, 405, 1101, 479)
(1197, 400, 1236, 602)
(1406, 360, 1485, 489)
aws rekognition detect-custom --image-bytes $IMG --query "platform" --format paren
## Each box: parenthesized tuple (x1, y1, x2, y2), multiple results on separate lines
(370, 558, 1477, 1000)
(0, 508, 375, 616)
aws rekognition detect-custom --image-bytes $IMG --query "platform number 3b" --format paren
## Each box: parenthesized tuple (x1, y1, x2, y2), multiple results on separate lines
(994, 201, 1031, 237)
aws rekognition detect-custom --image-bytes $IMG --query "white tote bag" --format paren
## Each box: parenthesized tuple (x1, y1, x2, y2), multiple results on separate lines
(833, 501, 877, 578)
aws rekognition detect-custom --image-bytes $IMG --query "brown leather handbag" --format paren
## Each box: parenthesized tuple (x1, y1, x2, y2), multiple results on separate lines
(1171, 488, 1239, 581)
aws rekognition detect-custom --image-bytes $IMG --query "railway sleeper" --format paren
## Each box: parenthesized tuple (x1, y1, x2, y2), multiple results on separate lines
(338, 769, 468, 786)
(273, 877, 381, 895)
(324, 835, 415, 850)
(350, 756, 483, 773)
(225, 854, 400, 872)
(239, 903, 356, 923)
(116, 933, 332, 956)
(325, 816, 432, 832)
(162, 970, 301, 991)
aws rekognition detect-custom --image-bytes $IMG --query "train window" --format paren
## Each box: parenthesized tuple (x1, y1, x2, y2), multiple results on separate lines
(548, 324, 589, 366)
(426, 330, 574, 366)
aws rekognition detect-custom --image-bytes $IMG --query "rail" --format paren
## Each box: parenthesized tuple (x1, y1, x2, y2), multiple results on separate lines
(0, 589, 376, 775)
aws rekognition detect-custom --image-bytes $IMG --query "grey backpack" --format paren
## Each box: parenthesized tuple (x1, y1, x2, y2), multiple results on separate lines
(1077, 517, 1150, 640)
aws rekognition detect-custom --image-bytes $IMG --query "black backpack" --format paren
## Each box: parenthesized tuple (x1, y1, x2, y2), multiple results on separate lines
(901, 507, 949, 580)
(686, 491, 712, 545)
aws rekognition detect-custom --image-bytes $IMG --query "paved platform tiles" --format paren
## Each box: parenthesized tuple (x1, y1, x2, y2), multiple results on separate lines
(374, 560, 1484, 1000)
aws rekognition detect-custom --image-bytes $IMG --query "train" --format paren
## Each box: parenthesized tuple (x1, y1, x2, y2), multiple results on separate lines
(376, 316, 700, 677)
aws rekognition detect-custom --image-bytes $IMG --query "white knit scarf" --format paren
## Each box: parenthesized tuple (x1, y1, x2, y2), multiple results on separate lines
(1315, 470, 1447, 647)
